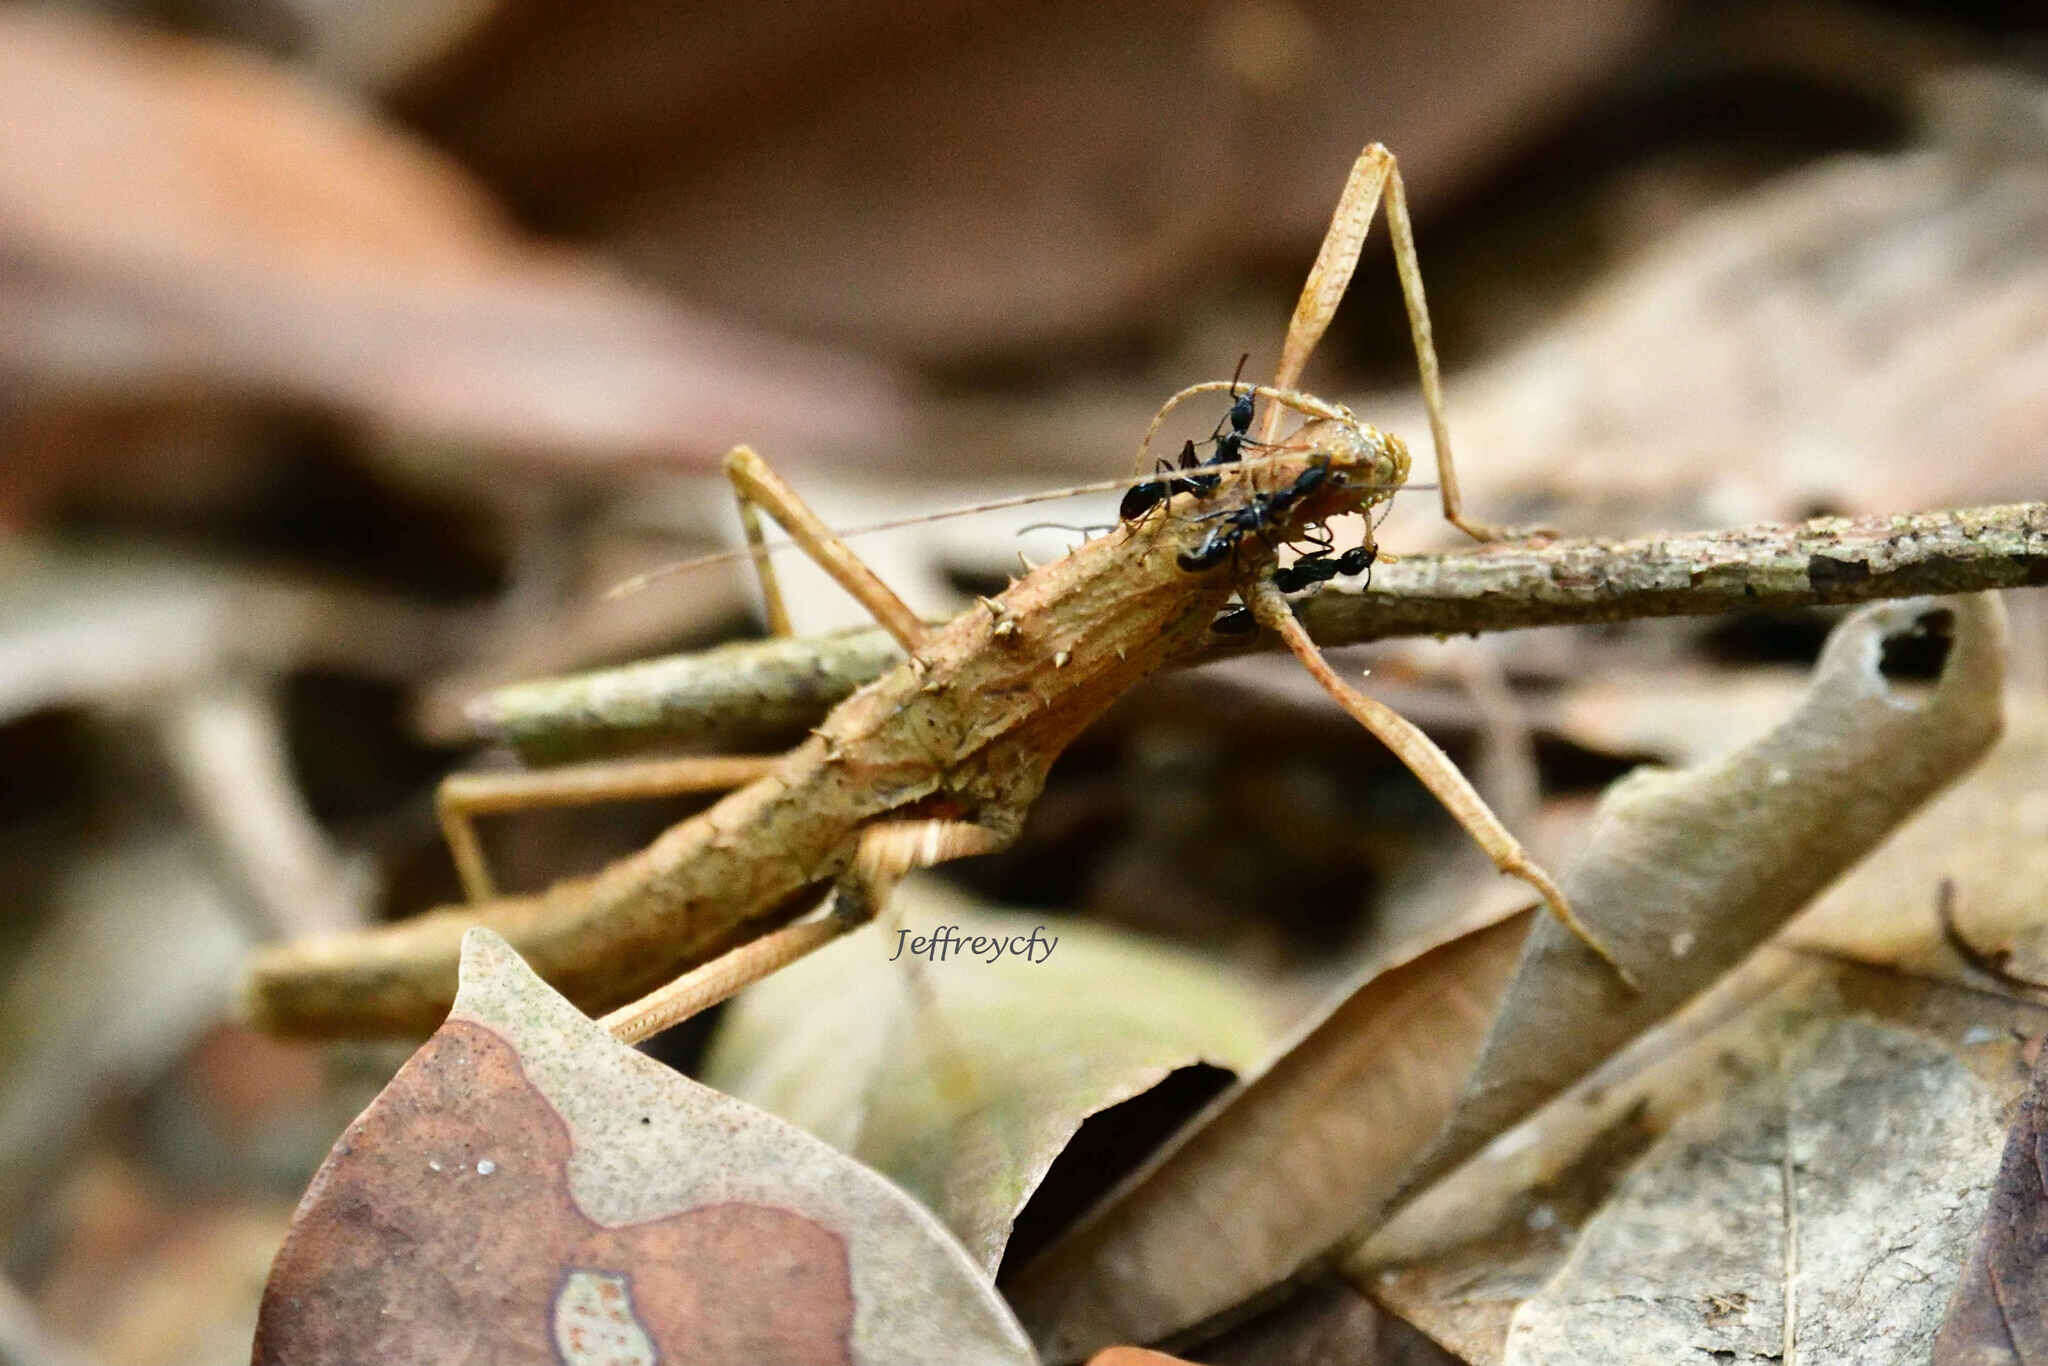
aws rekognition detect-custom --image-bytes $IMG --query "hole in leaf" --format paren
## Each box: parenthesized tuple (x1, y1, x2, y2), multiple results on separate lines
(1878, 608, 1955, 686)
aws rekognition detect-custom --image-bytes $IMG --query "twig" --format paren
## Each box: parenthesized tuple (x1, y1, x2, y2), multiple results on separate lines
(1297, 501, 2048, 642)
(471, 501, 2047, 760)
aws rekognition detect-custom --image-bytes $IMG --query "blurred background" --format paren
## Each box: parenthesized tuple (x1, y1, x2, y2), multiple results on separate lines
(2, 0, 2045, 1360)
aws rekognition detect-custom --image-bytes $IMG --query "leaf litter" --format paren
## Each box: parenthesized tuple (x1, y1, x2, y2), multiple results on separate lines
(9, 17, 2048, 1360)
(248, 591, 2011, 1363)
(1008, 592, 2007, 1359)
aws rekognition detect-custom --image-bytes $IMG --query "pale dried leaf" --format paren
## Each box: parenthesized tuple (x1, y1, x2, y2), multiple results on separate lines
(1365, 948, 2048, 1364)
(1504, 1018, 2000, 1365)
(1549, 666, 1811, 769)
(1790, 697, 2048, 989)
(1369, 96, 2048, 546)
(0, 539, 471, 724)
(701, 882, 1271, 1276)
(1008, 907, 1533, 1361)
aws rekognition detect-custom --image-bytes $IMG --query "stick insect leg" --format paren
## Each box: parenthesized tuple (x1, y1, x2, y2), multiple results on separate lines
(1264, 144, 1503, 541)
(725, 445, 930, 652)
(438, 754, 785, 903)
(1243, 577, 1638, 988)
(599, 818, 1010, 1043)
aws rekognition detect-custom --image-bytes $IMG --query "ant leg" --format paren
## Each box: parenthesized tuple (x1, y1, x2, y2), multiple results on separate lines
(598, 818, 1010, 1042)
(1243, 576, 1639, 989)
(724, 445, 930, 652)
(437, 755, 782, 903)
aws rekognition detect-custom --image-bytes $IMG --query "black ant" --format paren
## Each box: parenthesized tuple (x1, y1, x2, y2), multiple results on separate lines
(1272, 542, 1377, 593)
(1184, 454, 1379, 633)
(1176, 456, 1335, 572)
(1118, 438, 1218, 521)
(1118, 356, 1258, 522)
(1205, 538, 1376, 635)
(1206, 355, 1258, 468)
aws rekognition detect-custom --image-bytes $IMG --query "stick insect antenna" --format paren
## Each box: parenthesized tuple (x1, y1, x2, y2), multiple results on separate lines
(606, 459, 1435, 600)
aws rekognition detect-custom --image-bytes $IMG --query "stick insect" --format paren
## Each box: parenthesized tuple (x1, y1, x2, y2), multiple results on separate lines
(243, 144, 1632, 1044)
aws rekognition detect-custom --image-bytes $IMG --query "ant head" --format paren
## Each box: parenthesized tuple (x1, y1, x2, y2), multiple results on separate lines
(1224, 355, 1256, 429)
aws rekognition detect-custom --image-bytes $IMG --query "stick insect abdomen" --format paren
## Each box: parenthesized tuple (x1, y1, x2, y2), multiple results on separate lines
(240, 751, 864, 1036)
(240, 521, 1217, 1038)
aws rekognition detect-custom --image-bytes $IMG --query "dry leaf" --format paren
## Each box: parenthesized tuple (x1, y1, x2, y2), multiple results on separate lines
(1383, 594, 2006, 1227)
(1364, 942, 2048, 1364)
(1934, 1028, 2048, 1365)
(1371, 83, 2048, 544)
(0, 830, 249, 1217)
(0, 9, 900, 465)
(1506, 1017, 2001, 1364)
(253, 928, 1033, 1365)
(0, 540, 471, 724)
(1790, 695, 2048, 991)
(1011, 593, 2005, 1359)
(1008, 909, 1533, 1361)
(700, 882, 1271, 1276)
(407, 0, 1659, 361)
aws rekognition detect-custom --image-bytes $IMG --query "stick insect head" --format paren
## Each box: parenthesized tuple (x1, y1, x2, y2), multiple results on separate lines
(1273, 415, 1412, 526)
(1165, 411, 1411, 576)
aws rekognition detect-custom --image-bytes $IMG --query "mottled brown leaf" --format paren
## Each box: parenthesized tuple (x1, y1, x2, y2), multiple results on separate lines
(254, 928, 1033, 1365)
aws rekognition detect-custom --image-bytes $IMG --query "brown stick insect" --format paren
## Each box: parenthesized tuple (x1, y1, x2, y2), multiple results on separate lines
(243, 144, 1633, 1044)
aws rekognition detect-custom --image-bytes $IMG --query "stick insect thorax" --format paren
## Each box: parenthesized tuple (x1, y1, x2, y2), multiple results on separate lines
(1125, 382, 1413, 578)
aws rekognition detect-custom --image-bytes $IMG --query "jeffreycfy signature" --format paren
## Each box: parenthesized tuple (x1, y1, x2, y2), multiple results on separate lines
(888, 924, 1059, 966)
